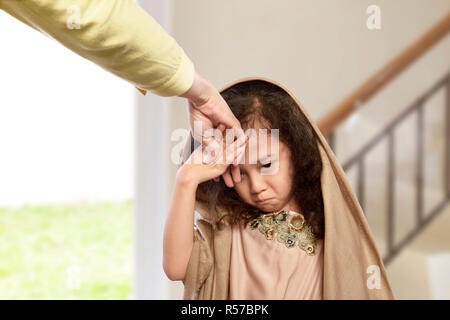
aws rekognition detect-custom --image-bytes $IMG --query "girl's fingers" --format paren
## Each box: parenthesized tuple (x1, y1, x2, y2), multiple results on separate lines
(201, 131, 247, 185)
(230, 164, 241, 184)
(233, 134, 248, 166)
(235, 142, 246, 165)
(228, 137, 246, 183)
(222, 167, 234, 187)
(202, 130, 247, 165)
(223, 134, 247, 164)
(224, 142, 238, 165)
(211, 132, 247, 185)
(235, 131, 248, 148)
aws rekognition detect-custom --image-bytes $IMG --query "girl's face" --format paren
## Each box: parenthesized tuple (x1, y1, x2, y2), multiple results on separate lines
(234, 129, 300, 213)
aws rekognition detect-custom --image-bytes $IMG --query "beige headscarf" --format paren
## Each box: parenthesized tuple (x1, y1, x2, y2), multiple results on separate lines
(181, 77, 395, 299)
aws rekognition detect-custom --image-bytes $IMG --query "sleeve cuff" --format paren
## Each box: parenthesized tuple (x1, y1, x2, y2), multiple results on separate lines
(135, 52, 195, 97)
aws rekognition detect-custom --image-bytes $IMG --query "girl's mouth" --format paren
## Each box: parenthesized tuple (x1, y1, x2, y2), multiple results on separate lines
(256, 198, 273, 203)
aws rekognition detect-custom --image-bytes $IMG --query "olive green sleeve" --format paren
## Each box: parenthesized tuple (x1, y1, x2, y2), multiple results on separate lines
(0, 0, 195, 96)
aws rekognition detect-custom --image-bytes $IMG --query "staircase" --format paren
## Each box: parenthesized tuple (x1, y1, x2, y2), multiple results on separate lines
(319, 12, 450, 299)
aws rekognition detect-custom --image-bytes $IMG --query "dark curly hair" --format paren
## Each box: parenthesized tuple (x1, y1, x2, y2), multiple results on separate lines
(187, 80, 324, 239)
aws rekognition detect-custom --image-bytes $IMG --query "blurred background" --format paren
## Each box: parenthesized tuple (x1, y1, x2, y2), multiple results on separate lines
(0, 0, 449, 299)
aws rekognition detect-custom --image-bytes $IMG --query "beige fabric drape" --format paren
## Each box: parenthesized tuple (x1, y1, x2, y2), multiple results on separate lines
(181, 77, 395, 300)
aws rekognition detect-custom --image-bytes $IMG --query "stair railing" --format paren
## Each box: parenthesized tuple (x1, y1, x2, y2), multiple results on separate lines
(318, 12, 450, 265)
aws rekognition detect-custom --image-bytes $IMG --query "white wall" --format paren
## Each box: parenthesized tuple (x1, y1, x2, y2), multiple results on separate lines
(428, 253, 450, 299)
(0, 10, 135, 206)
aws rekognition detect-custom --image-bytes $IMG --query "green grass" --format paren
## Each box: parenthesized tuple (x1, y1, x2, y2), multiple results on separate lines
(0, 200, 133, 299)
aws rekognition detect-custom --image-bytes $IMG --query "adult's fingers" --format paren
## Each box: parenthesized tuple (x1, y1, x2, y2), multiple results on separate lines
(216, 123, 226, 135)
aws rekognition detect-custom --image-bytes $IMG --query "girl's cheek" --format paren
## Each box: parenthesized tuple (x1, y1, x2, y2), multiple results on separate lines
(234, 183, 248, 199)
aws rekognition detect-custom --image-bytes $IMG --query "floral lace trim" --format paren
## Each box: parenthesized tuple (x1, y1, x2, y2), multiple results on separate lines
(248, 210, 318, 255)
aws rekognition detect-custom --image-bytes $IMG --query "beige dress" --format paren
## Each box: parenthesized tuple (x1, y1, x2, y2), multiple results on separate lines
(228, 210, 324, 299)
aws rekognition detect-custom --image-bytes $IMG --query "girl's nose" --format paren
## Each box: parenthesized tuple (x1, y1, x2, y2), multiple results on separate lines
(249, 174, 267, 194)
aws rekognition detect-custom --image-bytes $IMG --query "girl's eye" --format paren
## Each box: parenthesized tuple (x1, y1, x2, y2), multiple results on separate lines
(262, 162, 272, 168)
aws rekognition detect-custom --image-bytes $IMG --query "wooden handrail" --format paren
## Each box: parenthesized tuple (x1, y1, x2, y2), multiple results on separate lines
(318, 11, 450, 137)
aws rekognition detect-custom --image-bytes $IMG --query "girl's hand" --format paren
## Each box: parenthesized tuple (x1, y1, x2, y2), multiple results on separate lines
(177, 133, 247, 186)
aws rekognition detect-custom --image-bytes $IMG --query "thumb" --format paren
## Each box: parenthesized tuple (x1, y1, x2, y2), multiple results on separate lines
(214, 94, 242, 130)
(220, 113, 242, 134)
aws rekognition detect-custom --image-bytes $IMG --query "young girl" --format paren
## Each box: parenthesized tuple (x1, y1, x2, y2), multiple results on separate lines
(164, 78, 395, 300)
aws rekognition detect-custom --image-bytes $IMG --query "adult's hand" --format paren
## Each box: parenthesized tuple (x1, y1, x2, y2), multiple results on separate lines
(178, 72, 246, 187)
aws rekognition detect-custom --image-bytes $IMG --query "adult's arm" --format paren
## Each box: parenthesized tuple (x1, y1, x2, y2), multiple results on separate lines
(0, 0, 195, 97)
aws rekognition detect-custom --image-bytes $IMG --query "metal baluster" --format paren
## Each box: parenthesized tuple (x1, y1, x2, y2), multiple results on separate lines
(417, 104, 424, 225)
(358, 157, 365, 213)
(446, 77, 450, 199)
(387, 130, 395, 256)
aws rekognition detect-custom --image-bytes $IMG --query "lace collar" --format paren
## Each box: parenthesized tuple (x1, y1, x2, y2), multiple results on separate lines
(248, 209, 319, 255)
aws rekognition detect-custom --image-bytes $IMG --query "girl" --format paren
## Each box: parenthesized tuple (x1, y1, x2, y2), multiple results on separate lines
(164, 78, 395, 300)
